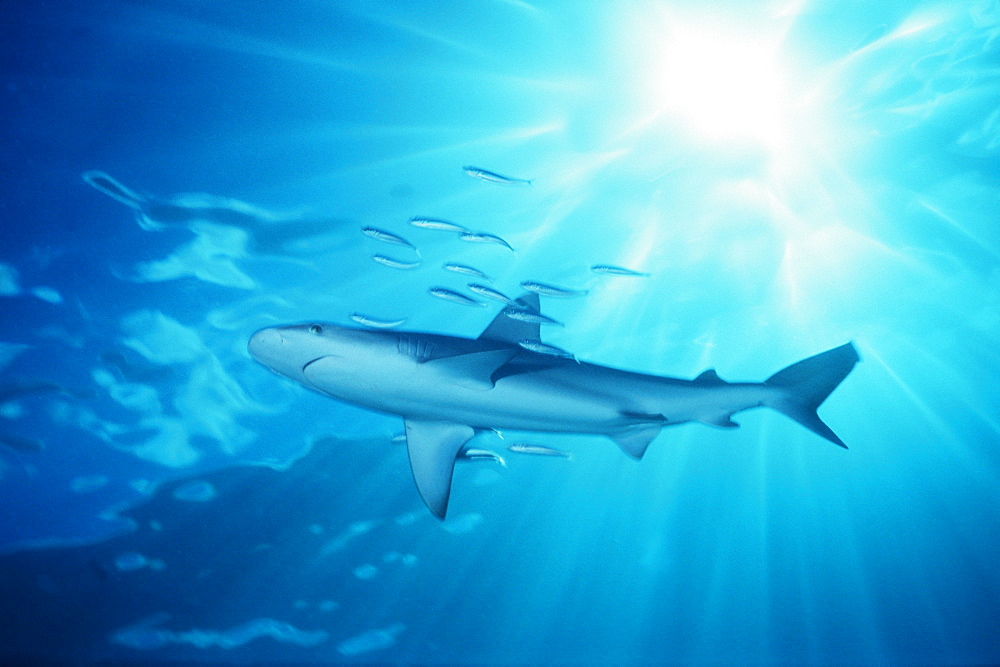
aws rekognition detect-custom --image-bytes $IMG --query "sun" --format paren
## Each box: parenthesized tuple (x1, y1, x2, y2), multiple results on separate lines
(651, 23, 790, 148)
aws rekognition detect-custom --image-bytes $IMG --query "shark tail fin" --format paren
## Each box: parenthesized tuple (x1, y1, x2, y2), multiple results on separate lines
(764, 343, 859, 449)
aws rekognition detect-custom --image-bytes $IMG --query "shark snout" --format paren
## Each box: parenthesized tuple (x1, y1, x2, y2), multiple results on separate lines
(247, 327, 285, 365)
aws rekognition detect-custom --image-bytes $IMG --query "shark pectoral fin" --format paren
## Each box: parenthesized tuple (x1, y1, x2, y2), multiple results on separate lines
(611, 424, 661, 460)
(404, 420, 476, 519)
(426, 349, 519, 390)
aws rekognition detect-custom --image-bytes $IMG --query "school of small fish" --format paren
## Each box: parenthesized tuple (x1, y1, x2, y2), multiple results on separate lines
(520, 281, 589, 298)
(502, 307, 563, 328)
(442, 263, 491, 281)
(351, 164, 650, 480)
(361, 226, 415, 249)
(458, 448, 507, 467)
(428, 287, 485, 308)
(508, 443, 573, 459)
(462, 165, 533, 186)
(372, 254, 421, 270)
(349, 313, 408, 329)
(467, 283, 518, 306)
(408, 217, 470, 234)
(517, 339, 576, 360)
(459, 232, 515, 252)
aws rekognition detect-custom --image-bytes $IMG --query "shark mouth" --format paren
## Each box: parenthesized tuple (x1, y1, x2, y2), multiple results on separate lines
(301, 356, 334, 373)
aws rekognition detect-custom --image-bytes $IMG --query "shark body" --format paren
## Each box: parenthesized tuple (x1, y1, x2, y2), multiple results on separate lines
(249, 294, 859, 518)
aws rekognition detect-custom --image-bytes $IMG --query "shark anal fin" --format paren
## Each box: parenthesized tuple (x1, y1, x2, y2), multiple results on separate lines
(425, 348, 519, 390)
(404, 420, 475, 519)
(611, 424, 661, 460)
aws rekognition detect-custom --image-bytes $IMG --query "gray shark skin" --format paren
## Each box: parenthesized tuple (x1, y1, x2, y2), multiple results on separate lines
(249, 294, 859, 518)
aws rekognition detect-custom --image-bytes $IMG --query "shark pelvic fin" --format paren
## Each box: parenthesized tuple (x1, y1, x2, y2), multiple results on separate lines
(426, 349, 519, 390)
(404, 420, 476, 519)
(611, 423, 661, 459)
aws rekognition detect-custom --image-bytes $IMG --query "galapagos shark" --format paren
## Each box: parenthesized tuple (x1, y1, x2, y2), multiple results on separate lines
(249, 294, 859, 518)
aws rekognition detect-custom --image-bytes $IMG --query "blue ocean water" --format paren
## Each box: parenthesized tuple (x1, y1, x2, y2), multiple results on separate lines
(1, 0, 999, 663)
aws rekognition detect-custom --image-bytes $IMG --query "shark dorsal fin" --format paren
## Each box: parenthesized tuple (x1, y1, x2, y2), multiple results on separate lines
(478, 293, 541, 344)
(404, 420, 476, 519)
(426, 348, 519, 390)
(694, 369, 724, 385)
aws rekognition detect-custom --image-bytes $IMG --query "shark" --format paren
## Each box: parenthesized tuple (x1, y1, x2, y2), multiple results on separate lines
(248, 294, 859, 518)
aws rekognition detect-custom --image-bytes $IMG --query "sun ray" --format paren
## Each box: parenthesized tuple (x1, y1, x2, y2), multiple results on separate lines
(116, 6, 368, 73)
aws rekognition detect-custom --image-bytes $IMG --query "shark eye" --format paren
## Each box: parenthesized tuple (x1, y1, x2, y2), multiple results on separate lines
(309, 324, 323, 335)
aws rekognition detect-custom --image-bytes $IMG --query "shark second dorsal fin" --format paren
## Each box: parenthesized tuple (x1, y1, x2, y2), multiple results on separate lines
(404, 420, 476, 519)
(478, 293, 541, 344)
(693, 369, 725, 385)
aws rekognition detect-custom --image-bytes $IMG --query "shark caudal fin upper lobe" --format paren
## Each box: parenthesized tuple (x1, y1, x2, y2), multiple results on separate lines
(764, 343, 860, 448)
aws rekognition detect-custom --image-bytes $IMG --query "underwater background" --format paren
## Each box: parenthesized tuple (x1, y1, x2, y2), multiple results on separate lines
(2, 0, 999, 663)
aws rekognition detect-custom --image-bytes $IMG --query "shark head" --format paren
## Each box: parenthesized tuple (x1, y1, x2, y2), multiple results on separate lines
(248, 323, 364, 384)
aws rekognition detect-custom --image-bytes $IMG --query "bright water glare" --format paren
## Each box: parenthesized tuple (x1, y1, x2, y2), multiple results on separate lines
(1, 0, 999, 663)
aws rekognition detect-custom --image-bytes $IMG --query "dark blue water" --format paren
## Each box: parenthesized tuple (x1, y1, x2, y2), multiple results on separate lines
(2, 0, 999, 663)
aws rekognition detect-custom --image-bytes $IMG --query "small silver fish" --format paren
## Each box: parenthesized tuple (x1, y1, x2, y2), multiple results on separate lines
(350, 313, 408, 329)
(463, 166, 533, 186)
(459, 232, 515, 252)
(372, 254, 421, 270)
(508, 442, 572, 459)
(502, 307, 563, 327)
(467, 283, 518, 306)
(517, 339, 576, 360)
(442, 262, 491, 281)
(429, 287, 485, 307)
(361, 226, 415, 249)
(458, 448, 507, 467)
(520, 281, 589, 298)
(409, 217, 469, 233)
(590, 264, 649, 277)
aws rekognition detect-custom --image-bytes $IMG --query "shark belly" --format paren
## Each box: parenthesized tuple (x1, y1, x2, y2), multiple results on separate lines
(306, 354, 628, 435)
(411, 373, 627, 434)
